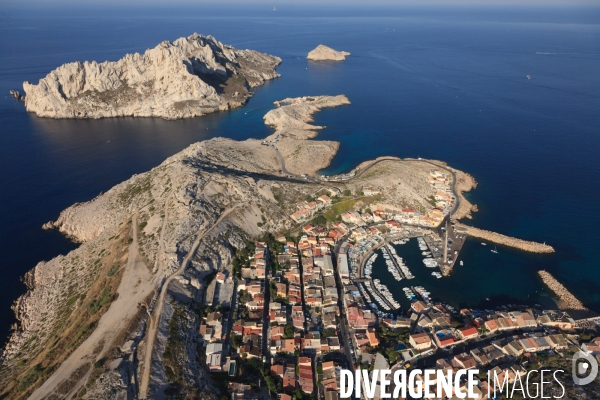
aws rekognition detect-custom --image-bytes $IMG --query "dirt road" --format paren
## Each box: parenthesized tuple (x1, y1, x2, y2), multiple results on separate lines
(29, 213, 154, 400)
(138, 204, 241, 399)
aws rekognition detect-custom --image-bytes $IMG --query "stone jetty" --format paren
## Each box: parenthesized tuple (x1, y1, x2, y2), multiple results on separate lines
(456, 224, 554, 253)
(538, 270, 587, 311)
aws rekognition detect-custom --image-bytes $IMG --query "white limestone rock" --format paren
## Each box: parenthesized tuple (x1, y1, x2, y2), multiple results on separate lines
(22, 33, 281, 120)
(307, 44, 350, 61)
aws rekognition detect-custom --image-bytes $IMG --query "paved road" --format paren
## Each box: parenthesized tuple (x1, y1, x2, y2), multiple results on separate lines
(222, 280, 238, 357)
(261, 247, 272, 361)
(332, 237, 356, 371)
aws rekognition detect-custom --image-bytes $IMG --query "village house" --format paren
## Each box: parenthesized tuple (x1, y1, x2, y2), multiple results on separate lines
(409, 332, 433, 351)
(298, 357, 314, 394)
(452, 354, 478, 370)
(458, 325, 479, 340)
(347, 306, 376, 329)
(433, 329, 456, 348)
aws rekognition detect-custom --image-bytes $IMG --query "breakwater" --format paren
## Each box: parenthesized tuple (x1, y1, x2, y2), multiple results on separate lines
(538, 270, 587, 311)
(456, 224, 554, 253)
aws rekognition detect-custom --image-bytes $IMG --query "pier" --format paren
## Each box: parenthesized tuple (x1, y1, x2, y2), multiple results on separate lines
(457, 224, 554, 253)
(410, 286, 431, 305)
(381, 244, 408, 279)
(364, 281, 395, 309)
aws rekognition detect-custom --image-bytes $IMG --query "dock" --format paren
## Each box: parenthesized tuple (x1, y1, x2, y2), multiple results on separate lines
(381, 244, 408, 279)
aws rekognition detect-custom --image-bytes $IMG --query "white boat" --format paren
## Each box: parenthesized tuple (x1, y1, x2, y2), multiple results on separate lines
(481, 243, 487, 246)
(491, 246, 498, 254)
(460, 260, 464, 266)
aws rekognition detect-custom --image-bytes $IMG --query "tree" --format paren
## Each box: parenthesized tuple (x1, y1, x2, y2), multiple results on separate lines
(322, 329, 336, 338)
(385, 347, 399, 364)
(311, 215, 327, 226)
(231, 334, 242, 348)
(295, 388, 303, 400)
(284, 324, 295, 339)
(248, 357, 261, 371)
(343, 189, 351, 197)
(265, 375, 277, 392)
(239, 290, 249, 305)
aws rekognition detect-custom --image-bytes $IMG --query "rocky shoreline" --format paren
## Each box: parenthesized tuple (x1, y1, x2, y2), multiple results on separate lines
(538, 270, 587, 311)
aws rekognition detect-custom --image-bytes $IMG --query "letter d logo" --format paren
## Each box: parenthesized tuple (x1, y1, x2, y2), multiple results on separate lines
(572, 351, 598, 386)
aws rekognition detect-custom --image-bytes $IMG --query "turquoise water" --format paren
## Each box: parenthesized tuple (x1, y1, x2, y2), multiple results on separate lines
(1, 5, 599, 340)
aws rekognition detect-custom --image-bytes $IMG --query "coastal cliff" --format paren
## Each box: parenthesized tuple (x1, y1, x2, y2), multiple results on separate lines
(307, 45, 350, 61)
(22, 34, 281, 120)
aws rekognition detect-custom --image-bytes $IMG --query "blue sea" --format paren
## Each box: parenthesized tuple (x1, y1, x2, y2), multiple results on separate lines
(1, 4, 599, 340)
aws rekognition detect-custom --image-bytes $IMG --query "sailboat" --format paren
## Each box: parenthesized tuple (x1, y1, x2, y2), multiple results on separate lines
(491, 246, 498, 254)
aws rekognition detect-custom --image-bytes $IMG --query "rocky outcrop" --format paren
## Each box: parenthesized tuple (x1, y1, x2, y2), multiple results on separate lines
(307, 44, 350, 61)
(264, 95, 350, 140)
(22, 33, 281, 120)
(9, 90, 24, 101)
(262, 95, 350, 175)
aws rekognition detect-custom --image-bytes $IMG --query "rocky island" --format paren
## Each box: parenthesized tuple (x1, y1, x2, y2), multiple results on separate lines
(307, 45, 350, 61)
(20, 34, 281, 120)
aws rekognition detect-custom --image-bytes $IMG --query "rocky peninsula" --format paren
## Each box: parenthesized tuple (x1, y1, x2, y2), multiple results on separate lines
(1, 99, 558, 400)
(307, 45, 350, 61)
(263, 95, 350, 175)
(1, 94, 354, 399)
(0, 90, 479, 399)
(20, 34, 281, 120)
